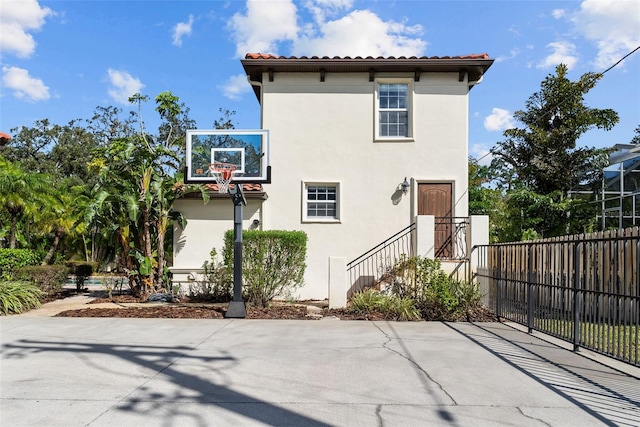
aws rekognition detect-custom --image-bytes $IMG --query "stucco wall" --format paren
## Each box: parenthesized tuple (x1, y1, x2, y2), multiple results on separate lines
(260, 71, 470, 299)
(171, 198, 263, 280)
(171, 71, 472, 300)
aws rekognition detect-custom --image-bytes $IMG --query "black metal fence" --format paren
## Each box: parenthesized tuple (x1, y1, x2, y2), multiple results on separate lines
(474, 227, 640, 367)
(434, 217, 470, 260)
(346, 223, 415, 296)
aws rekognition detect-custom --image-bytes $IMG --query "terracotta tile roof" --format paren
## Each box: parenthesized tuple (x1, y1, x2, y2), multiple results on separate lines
(245, 53, 490, 60)
(205, 183, 263, 192)
(0, 132, 11, 141)
(242, 53, 494, 100)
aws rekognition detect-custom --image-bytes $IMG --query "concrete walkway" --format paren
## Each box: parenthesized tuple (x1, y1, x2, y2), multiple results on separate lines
(2, 314, 639, 427)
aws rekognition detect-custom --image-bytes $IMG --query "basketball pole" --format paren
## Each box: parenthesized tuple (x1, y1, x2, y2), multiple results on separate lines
(225, 183, 247, 318)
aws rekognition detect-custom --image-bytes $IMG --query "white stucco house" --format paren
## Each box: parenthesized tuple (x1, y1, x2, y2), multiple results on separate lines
(171, 53, 494, 302)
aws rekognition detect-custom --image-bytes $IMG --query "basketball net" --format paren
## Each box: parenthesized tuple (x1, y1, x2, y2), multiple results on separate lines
(209, 162, 237, 194)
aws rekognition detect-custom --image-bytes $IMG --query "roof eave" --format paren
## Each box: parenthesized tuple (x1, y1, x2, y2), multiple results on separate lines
(242, 56, 494, 101)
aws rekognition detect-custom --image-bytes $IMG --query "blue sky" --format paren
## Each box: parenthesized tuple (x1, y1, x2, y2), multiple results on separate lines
(1, 0, 639, 164)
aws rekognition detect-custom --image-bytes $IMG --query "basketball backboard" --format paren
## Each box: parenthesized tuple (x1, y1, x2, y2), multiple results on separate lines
(185, 129, 270, 183)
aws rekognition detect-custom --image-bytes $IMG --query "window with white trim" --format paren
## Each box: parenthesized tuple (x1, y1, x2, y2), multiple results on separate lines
(303, 182, 340, 222)
(376, 81, 412, 139)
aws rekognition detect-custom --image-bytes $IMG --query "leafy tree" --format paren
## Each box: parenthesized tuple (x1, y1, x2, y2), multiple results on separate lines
(489, 64, 618, 240)
(630, 125, 640, 145)
(88, 92, 203, 295)
(468, 157, 507, 242)
(7, 119, 99, 187)
(213, 108, 237, 130)
(39, 184, 89, 265)
(492, 64, 618, 196)
(0, 157, 56, 249)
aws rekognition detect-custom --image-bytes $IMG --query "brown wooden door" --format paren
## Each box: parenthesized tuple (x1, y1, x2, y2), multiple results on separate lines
(418, 183, 453, 258)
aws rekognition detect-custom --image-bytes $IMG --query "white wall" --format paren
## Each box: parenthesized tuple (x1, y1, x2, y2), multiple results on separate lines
(171, 198, 263, 280)
(260, 71, 471, 299)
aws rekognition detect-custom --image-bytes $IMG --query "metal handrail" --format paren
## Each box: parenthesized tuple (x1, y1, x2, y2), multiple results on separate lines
(347, 223, 416, 269)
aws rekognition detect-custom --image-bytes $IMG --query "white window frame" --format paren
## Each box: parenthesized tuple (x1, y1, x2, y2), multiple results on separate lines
(302, 181, 341, 223)
(375, 78, 414, 141)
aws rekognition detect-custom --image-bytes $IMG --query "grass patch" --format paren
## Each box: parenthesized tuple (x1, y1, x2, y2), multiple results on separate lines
(535, 318, 638, 363)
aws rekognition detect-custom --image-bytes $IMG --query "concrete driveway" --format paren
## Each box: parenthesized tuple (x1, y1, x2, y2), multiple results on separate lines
(1, 316, 639, 426)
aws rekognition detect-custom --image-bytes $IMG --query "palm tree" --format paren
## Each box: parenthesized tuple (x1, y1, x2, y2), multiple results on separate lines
(0, 157, 55, 249)
(39, 184, 89, 265)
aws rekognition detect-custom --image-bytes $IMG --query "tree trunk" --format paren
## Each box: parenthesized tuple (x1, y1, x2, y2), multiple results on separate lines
(142, 208, 154, 291)
(41, 228, 64, 265)
(156, 215, 168, 289)
(8, 213, 19, 249)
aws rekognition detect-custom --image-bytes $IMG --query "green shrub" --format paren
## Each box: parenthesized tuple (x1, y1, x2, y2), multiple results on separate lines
(14, 265, 69, 296)
(188, 249, 232, 302)
(351, 288, 384, 312)
(72, 263, 94, 292)
(224, 230, 307, 307)
(350, 288, 420, 321)
(378, 256, 483, 321)
(65, 260, 99, 275)
(0, 249, 42, 280)
(0, 281, 44, 315)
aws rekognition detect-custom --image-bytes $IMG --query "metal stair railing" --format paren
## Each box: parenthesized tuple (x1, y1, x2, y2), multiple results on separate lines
(346, 223, 415, 292)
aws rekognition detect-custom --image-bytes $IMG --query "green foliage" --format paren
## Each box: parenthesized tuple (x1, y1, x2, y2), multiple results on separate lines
(224, 230, 307, 307)
(356, 256, 484, 321)
(0, 156, 58, 249)
(492, 64, 618, 196)
(187, 248, 232, 302)
(377, 295, 422, 321)
(73, 263, 94, 292)
(65, 260, 99, 275)
(483, 64, 620, 241)
(0, 281, 43, 315)
(14, 265, 69, 296)
(350, 288, 421, 321)
(351, 288, 385, 312)
(0, 249, 42, 280)
(631, 125, 640, 145)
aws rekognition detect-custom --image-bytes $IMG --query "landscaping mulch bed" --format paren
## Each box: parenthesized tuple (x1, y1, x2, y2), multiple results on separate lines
(52, 292, 499, 321)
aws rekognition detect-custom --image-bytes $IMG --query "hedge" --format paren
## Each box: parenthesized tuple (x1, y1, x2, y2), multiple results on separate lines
(223, 230, 307, 307)
(0, 249, 42, 280)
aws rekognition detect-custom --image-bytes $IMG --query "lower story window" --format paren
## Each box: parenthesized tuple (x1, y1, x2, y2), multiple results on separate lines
(303, 182, 340, 222)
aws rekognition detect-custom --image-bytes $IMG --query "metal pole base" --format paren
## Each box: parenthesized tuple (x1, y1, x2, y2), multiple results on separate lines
(225, 300, 247, 318)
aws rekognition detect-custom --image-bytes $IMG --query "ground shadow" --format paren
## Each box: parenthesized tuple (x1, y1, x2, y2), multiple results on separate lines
(2, 338, 331, 426)
(445, 323, 640, 427)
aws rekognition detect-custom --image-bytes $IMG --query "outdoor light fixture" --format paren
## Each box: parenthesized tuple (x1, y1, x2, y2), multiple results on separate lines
(401, 177, 410, 195)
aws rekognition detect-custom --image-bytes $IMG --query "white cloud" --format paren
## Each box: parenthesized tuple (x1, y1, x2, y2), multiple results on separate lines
(106, 69, 144, 104)
(294, 9, 426, 57)
(537, 41, 578, 70)
(172, 14, 194, 47)
(571, 0, 640, 69)
(228, 0, 426, 58)
(228, 0, 299, 57)
(220, 73, 251, 100)
(484, 108, 516, 132)
(304, 0, 353, 23)
(470, 143, 493, 166)
(552, 9, 566, 19)
(495, 48, 520, 63)
(1, 66, 50, 102)
(0, 0, 54, 58)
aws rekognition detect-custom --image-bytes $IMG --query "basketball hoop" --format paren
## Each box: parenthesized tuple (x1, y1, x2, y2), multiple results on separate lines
(209, 162, 237, 193)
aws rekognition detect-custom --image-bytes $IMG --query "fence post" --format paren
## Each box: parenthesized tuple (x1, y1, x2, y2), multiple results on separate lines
(496, 246, 502, 319)
(527, 244, 534, 333)
(572, 242, 581, 352)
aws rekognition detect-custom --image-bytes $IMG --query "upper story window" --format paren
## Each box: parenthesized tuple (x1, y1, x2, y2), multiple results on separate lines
(376, 81, 412, 140)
